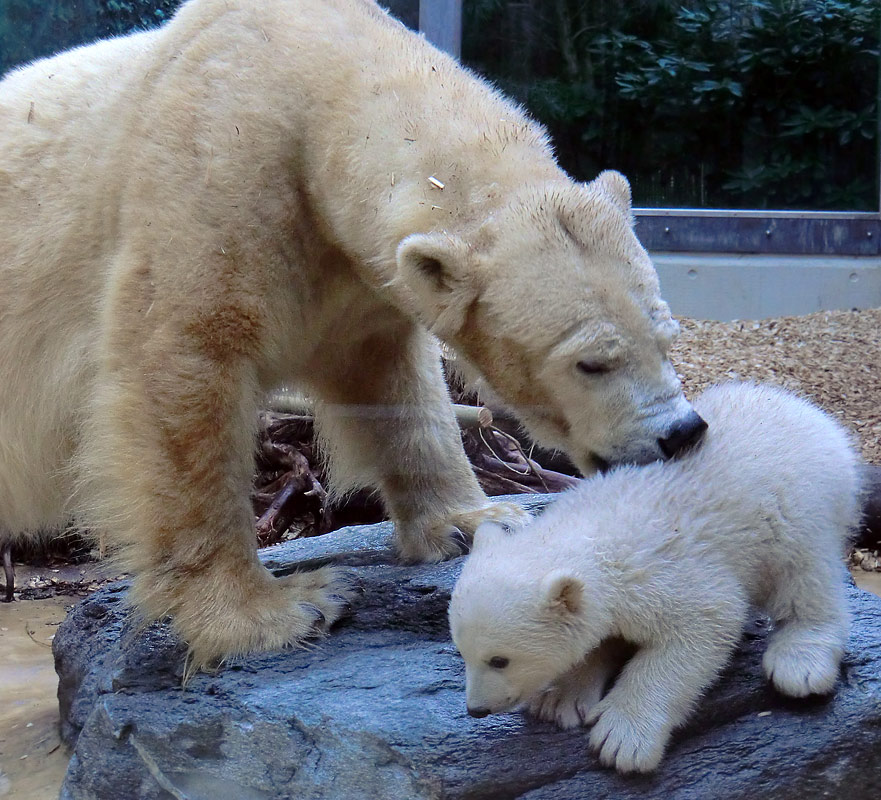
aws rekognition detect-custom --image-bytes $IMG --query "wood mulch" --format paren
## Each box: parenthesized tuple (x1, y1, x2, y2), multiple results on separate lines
(672, 308, 881, 465)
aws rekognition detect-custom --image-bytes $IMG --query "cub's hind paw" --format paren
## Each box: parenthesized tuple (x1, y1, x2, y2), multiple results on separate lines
(763, 641, 841, 697)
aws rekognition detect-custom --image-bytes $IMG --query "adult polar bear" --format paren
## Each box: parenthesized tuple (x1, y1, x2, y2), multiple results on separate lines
(0, 0, 705, 666)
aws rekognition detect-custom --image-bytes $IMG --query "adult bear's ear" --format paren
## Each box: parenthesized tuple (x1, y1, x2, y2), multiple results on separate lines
(395, 232, 478, 336)
(590, 170, 633, 221)
(540, 569, 584, 617)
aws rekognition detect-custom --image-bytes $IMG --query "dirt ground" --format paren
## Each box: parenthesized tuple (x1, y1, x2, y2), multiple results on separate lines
(0, 306, 879, 799)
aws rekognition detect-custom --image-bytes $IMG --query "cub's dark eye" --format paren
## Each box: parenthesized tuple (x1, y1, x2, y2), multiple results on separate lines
(488, 656, 509, 669)
(576, 360, 612, 376)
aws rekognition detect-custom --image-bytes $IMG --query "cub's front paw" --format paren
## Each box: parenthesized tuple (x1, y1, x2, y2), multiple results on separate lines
(395, 501, 532, 564)
(528, 640, 632, 728)
(527, 677, 604, 729)
(588, 701, 668, 774)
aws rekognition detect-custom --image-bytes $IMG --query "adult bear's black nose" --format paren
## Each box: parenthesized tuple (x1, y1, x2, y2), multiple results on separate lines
(658, 411, 708, 458)
(468, 706, 491, 719)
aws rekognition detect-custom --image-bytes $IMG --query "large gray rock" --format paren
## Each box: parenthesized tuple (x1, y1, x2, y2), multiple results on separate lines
(55, 499, 881, 799)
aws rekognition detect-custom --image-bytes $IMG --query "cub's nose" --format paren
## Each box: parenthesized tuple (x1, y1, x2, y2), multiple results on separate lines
(658, 410, 708, 458)
(467, 706, 491, 719)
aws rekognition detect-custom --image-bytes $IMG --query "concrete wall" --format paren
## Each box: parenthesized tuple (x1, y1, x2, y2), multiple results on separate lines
(653, 253, 881, 321)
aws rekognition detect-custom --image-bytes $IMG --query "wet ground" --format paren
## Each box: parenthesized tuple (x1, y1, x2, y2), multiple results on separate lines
(0, 595, 76, 800)
(1, 566, 880, 800)
(0, 561, 110, 800)
(854, 569, 881, 599)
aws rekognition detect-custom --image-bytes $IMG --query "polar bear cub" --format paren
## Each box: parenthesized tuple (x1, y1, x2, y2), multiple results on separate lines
(449, 382, 862, 773)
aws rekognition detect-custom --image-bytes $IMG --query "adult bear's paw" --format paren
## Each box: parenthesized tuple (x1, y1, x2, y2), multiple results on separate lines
(395, 501, 531, 563)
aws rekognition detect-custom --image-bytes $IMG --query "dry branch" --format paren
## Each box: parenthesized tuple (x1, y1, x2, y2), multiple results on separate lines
(253, 392, 580, 545)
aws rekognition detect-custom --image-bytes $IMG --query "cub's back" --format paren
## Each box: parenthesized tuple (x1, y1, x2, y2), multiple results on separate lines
(686, 382, 862, 547)
(564, 382, 862, 557)
(692, 382, 859, 492)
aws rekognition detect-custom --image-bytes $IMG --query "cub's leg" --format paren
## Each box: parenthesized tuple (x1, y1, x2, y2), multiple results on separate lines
(527, 638, 634, 729)
(586, 598, 746, 774)
(312, 320, 529, 562)
(86, 342, 350, 672)
(763, 563, 848, 697)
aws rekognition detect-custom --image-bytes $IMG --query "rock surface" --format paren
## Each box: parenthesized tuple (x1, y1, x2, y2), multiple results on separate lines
(55, 497, 881, 800)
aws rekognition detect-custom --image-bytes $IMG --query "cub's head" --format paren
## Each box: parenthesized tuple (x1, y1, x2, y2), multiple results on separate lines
(395, 170, 706, 475)
(449, 522, 603, 717)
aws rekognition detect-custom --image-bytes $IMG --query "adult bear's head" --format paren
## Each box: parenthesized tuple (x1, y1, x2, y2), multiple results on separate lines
(394, 170, 706, 475)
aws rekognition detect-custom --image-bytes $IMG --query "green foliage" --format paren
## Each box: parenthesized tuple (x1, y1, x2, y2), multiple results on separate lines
(1, 1, 876, 210)
(98, 1, 181, 33)
(0, 1, 181, 77)
(463, 0, 881, 210)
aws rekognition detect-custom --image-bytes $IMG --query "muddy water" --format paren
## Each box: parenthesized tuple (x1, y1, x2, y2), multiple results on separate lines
(1, 573, 880, 800)
(853, 569, 881, 599)
(0, 596, 74, 800)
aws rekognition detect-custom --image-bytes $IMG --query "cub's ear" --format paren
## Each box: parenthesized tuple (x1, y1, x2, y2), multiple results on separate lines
(590, 170, 633, 219)
(394, 233, 478, 336)
(540, 569, 584, 616)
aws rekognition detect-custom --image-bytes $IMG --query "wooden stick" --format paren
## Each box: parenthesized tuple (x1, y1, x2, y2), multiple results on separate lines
(265, 392, 492, 430)
(2, 541, 13, 603)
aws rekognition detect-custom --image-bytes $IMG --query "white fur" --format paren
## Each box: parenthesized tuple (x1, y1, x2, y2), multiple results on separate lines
(450, 382, 862, 773)
(0, 0, 697, 666)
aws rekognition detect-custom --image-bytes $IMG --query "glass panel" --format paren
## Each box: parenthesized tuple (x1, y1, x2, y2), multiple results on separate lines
(3, 2, 878, 212)
(462, 0, 881, 211)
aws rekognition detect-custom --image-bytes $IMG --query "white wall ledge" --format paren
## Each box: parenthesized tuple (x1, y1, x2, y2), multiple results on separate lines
(652, 252, 881, 322)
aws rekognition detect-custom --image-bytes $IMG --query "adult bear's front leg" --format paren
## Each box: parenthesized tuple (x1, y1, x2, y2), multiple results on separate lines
(312, 320, 529, 563)
(82, 337, 350, 672)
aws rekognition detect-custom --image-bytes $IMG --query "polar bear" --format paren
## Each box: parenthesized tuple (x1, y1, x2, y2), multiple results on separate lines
(450, 382, 863, 774)
(0, 0, 705, 667)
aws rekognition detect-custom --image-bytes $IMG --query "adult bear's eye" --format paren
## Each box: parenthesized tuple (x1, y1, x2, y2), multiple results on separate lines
(576, 359, 612, 376)
(488, 656, 509, 669)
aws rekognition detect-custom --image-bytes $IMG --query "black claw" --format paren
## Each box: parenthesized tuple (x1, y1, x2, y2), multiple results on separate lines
(450, 529, 471, 554)
(337, 573, 364, 594)
(329, 593, 353, 613)
(302, 603, 327, 629)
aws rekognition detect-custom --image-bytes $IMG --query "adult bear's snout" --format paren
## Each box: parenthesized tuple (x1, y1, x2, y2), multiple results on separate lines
(658, 410, 708, 458)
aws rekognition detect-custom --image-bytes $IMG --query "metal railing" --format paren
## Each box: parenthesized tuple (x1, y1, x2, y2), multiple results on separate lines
(634, 210, 881, 256)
